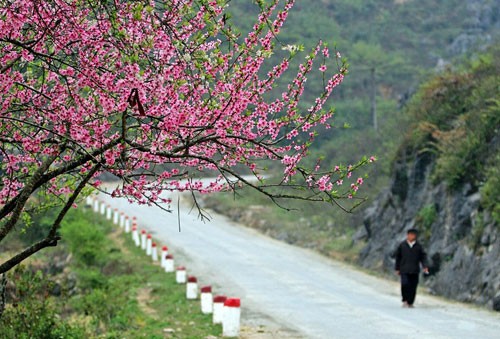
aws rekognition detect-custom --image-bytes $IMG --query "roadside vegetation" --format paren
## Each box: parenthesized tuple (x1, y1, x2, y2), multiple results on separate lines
(0, 208, 220, 338)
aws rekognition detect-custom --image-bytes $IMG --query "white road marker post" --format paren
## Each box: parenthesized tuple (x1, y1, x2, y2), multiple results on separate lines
(151, 242, 158, 261)
(212, 295, 227, 324)
(222, 298, 241, 337)
(176, 266, 187, 284)
(113, 208, 119, 225)
(165, 254, 174, 273)
(124, 217, 131, 233)
(106, 204, 112, 220)
(201, 286, 213, 314)
(119, 212, 125, 228)
(140, 230, 147, 250)
(160, 246, 168, 268)
(186, 276, 198, 300)
(146, 234, 152, 255)
(132, 226, 140, 246)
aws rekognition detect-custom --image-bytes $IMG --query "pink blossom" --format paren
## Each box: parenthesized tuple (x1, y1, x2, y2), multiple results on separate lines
(0, 0, 373, 223)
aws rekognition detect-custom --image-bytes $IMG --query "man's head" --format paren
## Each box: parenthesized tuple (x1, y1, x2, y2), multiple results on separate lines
(407, 228, 418, 242)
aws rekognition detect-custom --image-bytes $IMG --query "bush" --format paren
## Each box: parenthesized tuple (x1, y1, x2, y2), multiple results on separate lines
(0, 266, 86, 339)
(61, 211, 109, 267)
(416, 204, 437, 241)
(405, 46, 500, 190)
(480, 154, 500, 225)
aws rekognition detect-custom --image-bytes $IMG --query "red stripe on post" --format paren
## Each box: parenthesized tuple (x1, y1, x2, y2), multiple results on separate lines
(177, 266, 186, 271)
(187, 276, 197, 283)
(201, 286, 212, 293)
(147, 234, 152, 239)
(152, 242, 156, 247)
(213, 295, 227, 303)
(166, 254, 173, 259)
(141, 230, 146, 234)
(224, 298, 240, 308)
(162, 246, 168, 251)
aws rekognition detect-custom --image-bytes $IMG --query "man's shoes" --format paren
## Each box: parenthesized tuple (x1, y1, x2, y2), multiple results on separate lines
(402, 301, 409, 308)
(408, 304, 415, 308)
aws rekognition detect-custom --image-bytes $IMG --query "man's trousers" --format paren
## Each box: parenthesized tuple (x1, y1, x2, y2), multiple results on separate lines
(401, 273, 419, 305)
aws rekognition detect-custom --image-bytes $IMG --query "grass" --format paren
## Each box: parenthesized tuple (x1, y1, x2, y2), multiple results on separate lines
(108, 221, 221, 338)
(68, 207, 222, 338)
(1, 207, 221, 338)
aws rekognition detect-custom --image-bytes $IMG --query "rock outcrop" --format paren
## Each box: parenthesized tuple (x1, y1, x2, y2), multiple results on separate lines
(357, 148, 500, 310)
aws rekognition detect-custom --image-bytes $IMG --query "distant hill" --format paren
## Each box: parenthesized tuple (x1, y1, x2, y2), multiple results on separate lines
(227, 0, 500, 131)
(220, 0, 500, 209)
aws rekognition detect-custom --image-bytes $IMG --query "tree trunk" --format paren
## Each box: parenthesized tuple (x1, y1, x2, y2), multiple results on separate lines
(0, 273, 6, 319)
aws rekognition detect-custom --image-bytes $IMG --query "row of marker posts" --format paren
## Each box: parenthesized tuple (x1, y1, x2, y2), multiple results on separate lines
(87, 197, 241, 337)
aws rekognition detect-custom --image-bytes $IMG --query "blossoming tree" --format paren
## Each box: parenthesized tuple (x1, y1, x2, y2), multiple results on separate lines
(0, 0, 374, 274)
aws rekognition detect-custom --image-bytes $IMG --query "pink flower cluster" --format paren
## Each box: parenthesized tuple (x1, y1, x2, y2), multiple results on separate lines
(0, 0, 370, 208)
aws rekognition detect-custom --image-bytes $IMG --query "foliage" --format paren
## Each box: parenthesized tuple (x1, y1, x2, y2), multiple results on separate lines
(480, 154, 500, 225)
(405, 46, 500, 191)
(228, 0, 499, 128)
(0, 266, 86, 339)
(61, 213, 110, 268)
(416, 204, 438, 242)
(0, 0, 374, 274)
(61, 209, 221, 337)
(1, 208, 220, 337)
(417, 204, 438, 230)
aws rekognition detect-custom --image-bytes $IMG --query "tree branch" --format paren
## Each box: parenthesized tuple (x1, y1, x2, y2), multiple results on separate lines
(0, 163, 101, 274)
(0, 154, 58, 243)
(0, 138, 121, 221)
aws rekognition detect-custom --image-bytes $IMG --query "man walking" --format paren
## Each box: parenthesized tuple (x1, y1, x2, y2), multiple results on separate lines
(395, 229, 429, 308)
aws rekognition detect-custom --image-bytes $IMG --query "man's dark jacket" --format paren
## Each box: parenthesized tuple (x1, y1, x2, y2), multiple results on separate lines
(394, 241, 428, 274)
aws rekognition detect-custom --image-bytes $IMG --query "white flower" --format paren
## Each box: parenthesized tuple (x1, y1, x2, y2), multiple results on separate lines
(282, 44, 298, 53)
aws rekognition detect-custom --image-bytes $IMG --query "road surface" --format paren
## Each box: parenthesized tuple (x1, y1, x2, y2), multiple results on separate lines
(100, 191, 500, 339)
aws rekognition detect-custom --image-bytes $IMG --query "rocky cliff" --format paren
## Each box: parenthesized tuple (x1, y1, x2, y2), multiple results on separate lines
(357, 149, 499, 310)
(357, 66, 500, 312)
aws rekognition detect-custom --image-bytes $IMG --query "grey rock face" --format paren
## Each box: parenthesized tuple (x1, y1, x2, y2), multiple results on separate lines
(358, 149, 500, 310)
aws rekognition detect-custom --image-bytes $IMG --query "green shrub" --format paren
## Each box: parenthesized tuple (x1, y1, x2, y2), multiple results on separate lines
(0, 266, 86, 339)
(480, 154, 500, 225)
(417, 204, 437, 229)
(416, 204, 437, 241)
(61, 212, 109, 267)
(405, 46, 500, 190)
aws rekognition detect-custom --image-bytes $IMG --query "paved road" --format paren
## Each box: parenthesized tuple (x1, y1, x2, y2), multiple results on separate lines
(100, 191, 500, 339)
